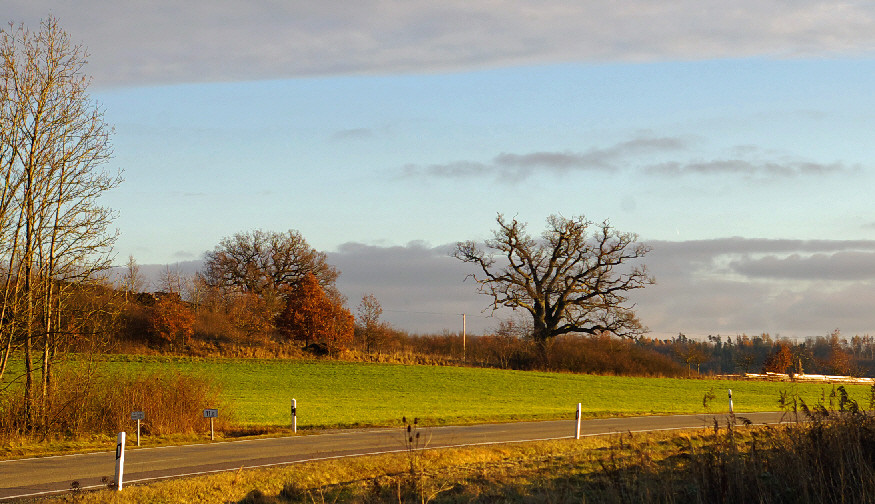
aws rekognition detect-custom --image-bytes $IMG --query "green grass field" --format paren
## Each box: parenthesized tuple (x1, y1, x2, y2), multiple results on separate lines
(94, 356, 874, 428)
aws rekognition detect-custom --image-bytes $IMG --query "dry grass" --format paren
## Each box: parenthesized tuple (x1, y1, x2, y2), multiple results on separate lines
(43, 436, 620, 504)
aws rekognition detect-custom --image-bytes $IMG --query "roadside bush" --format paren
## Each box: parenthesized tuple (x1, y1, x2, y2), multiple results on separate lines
(0, 362, 226, 438)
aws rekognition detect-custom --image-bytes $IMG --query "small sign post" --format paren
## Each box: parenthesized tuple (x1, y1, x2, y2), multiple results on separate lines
(575, 403, 581, 440)
(728, 389, 734, 414)
(114, 431, 126, 491)
(204, 409, 218, 440)
(131, 411, 145, 446)
(291, 398, 297, 434)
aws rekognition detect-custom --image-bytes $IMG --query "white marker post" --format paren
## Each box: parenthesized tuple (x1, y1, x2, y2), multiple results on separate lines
(728, 389, 734, 414)
(575, 403, 581, 440)
(114, 432, 126, 491)
(204, 409, 219, 440)
(131, 411, 145, 446)
(291, 398, 297, 433)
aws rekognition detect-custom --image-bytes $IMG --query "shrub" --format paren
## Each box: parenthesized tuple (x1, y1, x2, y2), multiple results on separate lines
(0, 362, 226, 438)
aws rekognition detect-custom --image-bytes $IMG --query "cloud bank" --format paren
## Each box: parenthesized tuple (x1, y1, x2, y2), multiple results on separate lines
(328, 238, 875, 338)
(8, 1, 875, 87)
(402, 136, 688, 181)
(124, 238, 875, 338)
(401, 135, 855, 182)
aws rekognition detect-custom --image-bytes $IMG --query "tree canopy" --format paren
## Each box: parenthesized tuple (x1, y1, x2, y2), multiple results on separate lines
(276, 273, 353, 349)
(454, 214, 653, 346)
(202, 229, 338, 296)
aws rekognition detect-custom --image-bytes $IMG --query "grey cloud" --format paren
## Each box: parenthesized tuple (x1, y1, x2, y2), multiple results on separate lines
(9, 1, 875, 87)
(403, 135, 687, 181)
(335, 237, 875, 336)
(497, 136, 688, 171)
(646, 160, 850, 177)
(325, 237, 875, 337)
(172, 250, 197, 260)
(632, 275, 775, 334)
(730, 251, 875, 281)
(403, 161, 492, 179)
(402, 137, 852, 182)
(120, 237, 875, 337)
(494, 152, 610, 171)
(633, 240, 875, 337)
(772, 283, 875, 334)
(172, 191, 208, 198)
(331, 128, 374, 141)
(645, 238, 875, 279)
(328, 241, 502, 334)
(649, 238, 875, 257)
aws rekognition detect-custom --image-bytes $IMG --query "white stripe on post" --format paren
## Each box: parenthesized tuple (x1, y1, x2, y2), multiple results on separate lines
(114, 432, 126, 491)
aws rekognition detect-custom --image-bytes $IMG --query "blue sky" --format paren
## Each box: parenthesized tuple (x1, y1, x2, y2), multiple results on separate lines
(98, 59, 874, 260)
(8, 1, 875, 338)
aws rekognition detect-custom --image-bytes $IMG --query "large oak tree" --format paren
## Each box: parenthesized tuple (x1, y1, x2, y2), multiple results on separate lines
(202, 229, 338, 297)
(201, 229, 341, 339)
(454, 214, 653, 349)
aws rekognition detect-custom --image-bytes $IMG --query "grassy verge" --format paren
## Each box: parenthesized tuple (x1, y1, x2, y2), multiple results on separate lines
(38, 430, 694, 503)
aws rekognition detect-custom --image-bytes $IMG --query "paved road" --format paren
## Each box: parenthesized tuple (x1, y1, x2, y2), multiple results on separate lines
(0, 412, 787, 501)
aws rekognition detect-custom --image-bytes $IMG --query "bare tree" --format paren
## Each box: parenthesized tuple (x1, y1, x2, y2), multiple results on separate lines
(202, 229, 339, 329)
(121, 255, 147, 301)
(453, 214, 653, 353)
(356, 293, 384, 353)
(158, 265, 185, 296)
(0, 17, 121, 428)
(203, 229, 338, 295)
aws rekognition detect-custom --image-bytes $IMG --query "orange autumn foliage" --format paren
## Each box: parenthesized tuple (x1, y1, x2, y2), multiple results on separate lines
(762, 342, 794, 374)
(149, 295, 195, 348)
(276, 273, 354, 349)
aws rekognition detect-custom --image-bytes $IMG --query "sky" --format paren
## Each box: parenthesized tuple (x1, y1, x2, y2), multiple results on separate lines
(7, 1, 875, 338)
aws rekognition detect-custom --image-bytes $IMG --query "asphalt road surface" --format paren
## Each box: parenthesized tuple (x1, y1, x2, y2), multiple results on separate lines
(0, 412, 787, 501)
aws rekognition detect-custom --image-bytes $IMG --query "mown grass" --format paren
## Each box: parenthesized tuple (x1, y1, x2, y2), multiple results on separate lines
(94, 355, 871, 428)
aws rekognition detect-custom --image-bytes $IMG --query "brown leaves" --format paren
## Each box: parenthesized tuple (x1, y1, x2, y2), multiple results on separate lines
(276, 273, 353, 350)
(148, 294, 195, 348)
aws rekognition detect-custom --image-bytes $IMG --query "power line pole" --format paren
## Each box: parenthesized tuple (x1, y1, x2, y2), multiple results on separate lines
(462, 313, 466, 362)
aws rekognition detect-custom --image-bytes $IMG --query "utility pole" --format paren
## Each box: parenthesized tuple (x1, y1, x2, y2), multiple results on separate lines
(462, 313, 466, 361)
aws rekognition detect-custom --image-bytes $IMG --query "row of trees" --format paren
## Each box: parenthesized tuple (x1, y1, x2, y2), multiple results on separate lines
(0, 18, 121, 431)
(644, 330, 872, 377)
